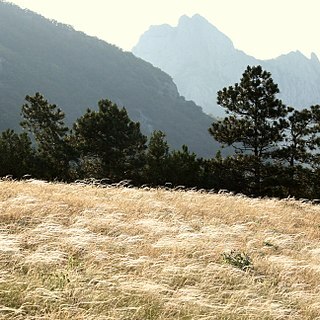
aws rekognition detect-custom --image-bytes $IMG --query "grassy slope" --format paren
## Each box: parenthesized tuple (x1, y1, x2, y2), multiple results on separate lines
(1, 181, 320, 319)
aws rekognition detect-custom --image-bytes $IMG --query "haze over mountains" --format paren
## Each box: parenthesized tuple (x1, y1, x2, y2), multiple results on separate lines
(133, 14, 320, 117)
(2, 3, 318, 159)
(0, 3, 219, 157)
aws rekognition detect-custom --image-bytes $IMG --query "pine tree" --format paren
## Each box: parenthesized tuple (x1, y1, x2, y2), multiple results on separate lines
(0, 129, 34, 178)
(209, 65, 290, 194)
(279, 108, 317, 166)
(20, 93, 71, 180)
(168, 145, 201, 187)
(72, 99, 147, 182)
(144, 130, 170, 186)
(272, 105, 320, 197)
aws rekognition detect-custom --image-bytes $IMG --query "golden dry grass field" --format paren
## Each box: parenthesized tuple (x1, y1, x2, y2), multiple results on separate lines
(1, 180, 320, 319)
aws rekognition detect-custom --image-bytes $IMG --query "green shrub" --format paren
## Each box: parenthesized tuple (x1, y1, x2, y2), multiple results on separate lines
(222, 250, 253, 271)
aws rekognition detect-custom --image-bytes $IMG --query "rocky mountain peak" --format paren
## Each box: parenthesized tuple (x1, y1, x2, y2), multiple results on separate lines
(178, 14, 213, 30)
(133, 14, 234, 64)
(311, 52, 320, 64)
(133, 15, 320, 116)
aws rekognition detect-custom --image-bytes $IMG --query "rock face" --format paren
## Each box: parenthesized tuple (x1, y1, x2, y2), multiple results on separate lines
(0, 4, 220, 158)
(263, 51, 320, 109)
(133, 14, 320, 117)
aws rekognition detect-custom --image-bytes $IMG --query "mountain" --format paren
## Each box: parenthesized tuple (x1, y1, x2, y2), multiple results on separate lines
(133, 14, 320, 117)
(0, 3, 219, 158)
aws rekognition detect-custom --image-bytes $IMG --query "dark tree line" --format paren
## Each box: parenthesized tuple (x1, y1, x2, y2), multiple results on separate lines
(1, 65, 320, 199)
(0, 93, 201, 188)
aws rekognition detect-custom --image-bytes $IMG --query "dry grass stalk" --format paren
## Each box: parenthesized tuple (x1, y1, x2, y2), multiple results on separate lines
(1, 180, 320, 319)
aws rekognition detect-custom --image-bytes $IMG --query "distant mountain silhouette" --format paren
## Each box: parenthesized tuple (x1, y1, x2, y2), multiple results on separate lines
(0, 4, 220, 157)
(133, 14, 320, 117)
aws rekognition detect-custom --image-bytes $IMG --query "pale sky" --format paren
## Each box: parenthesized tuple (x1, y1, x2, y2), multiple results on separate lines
(7, 0, 320, 60)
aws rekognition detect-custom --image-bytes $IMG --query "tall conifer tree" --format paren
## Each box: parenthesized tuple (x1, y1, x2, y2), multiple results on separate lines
(209, 65, 290, 193)
(20, 93, 70, 180)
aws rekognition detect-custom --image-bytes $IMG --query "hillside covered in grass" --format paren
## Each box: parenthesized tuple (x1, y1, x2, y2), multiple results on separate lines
(1, 181, 320, 319)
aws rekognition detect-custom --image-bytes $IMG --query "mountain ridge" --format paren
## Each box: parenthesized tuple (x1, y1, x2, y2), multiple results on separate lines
(133, 14, 320, 116)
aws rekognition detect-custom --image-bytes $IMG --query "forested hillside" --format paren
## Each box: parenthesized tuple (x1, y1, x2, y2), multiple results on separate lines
(0, 2, 218, 157)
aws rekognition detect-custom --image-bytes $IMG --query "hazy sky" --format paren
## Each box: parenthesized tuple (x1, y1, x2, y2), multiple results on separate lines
(8, 0, 320, 60)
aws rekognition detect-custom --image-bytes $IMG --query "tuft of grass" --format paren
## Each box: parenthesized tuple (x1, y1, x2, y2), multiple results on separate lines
(1, 180, 320, 319)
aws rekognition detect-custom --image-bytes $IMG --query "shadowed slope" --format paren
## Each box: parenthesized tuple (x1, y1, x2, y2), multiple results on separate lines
(0, 3, 218, 157)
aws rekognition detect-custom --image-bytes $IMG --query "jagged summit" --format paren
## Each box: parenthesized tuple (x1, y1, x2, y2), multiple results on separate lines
(178, 14, 213, 29)
(133, 15, 320, 116)
(277, 50, 308, 59)
(178, 14, 234, 50)
(310, 52, 320, 62)
(134, 14, 234, 55)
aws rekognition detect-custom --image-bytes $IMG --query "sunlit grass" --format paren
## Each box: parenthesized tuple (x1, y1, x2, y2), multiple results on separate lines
(1, 180, 320, 319)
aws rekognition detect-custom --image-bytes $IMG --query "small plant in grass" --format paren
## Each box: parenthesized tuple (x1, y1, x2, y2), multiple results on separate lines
(222, 250, 253, 271)
(41, 271, 70, 290)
